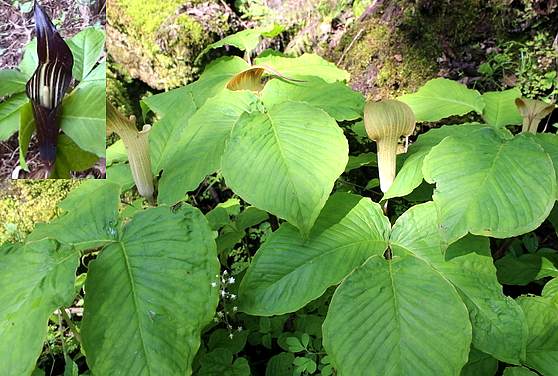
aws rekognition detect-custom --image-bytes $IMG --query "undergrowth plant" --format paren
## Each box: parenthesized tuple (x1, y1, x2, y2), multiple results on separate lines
(2, 27, 558, 375)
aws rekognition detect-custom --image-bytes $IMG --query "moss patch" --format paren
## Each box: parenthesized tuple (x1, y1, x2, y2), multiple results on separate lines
(330, 0, 514, 99)
(0, 180, 81, 244)
(107, 0, 233, 89)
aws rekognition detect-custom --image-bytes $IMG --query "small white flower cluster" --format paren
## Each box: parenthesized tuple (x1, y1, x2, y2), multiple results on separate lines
(210, 269, 242, 339)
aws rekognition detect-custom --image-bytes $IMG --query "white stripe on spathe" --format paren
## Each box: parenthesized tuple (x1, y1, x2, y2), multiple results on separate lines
(29, 61, 69, 110)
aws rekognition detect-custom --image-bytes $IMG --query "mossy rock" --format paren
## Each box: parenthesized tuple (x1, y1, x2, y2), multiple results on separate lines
(107, 58, 136, 117)
(107, 0, 235, 89)
(0, 180, 81, 244)
(329, 0, 514, 99)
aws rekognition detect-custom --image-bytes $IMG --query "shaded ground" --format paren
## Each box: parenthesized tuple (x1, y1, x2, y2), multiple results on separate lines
(0, 0, 106, 179)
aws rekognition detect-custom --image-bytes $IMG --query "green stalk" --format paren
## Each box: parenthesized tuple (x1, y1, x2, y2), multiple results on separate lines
(376, 139, 399, 193)
(107, 101, 154, 202)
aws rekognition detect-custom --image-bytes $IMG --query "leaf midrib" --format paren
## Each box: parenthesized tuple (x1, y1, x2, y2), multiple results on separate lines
(118, 241, 151, 374)
(264, 110, 303, 227)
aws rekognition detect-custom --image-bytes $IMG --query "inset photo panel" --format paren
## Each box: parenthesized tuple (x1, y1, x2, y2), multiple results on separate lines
(0, 0, 106, 179)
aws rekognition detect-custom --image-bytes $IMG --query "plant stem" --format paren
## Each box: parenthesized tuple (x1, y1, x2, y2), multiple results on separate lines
(376, 139, 398, 193)
(61, 307, 82, 345)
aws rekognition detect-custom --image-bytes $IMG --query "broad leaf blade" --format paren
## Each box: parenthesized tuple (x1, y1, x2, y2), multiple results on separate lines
(239, 193, 389, 315)
(81, 205, 219, 375)
(391, 202, 528, 363)
(158, 90, 258, 204)
(28, 180, 121, 249)
(0, 241, 79, 376)
(423, 129, 556, 243)
(399, 78, 485, 122)
(198, 24, 283, 59)
(18, 101, 35, 170)
(481, 88, 522, 128)
(0, 93, 29, 141)
(384, 123, 486, 201)
(323, 254, 472, 376)
(60, 81, 106, 157)
(51, 134, 99, 178)
(254, 54, 350, 83)
(222, 101, 348, 235)
(261, 76, 364, 121)
(517, 295, 558, 375)
(460, 348, 498, 376)
(0, 69, 28, 96)
(67, 27, 105, 81)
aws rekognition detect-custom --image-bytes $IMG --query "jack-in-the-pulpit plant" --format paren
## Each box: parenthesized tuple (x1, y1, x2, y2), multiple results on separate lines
(364, 99, 416, 193)
(25, 1, 74, 168)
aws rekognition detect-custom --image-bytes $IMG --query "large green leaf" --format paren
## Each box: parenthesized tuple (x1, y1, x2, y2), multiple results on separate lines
(19, 39, 38, 78)
(423, 129, 556, 243)
(106, 139, 127, 166)
(123, 84, 198, 174)
(481, 88, 522, 128)
(0, 69, 27, 96)
(0, 93, 29, 141)
(80, 60, 106, 85)
(81, 205, 219, 375)
(460, 348, 498, 376)
(533, 133, 558, 198)
(51, 134, 99, 178)
(222, 101, 348, 235)
(496, 252, 558, 285)
(398, 78, 485, 122)
(391, 203, 527, 363)
(142, 57, 248, 116)
(28, 180, 121, 249)
(517, 295, 558, 375)
(18, 101, 35, 170)
(60, 82, 106, 157)
(238, 193, 389, 315)
(106, 163, 135, 190)
(198, 24, 283, 58)
(322, 254, 472, 376)
(67, 27, 106, 81)
(141, 85, 194, 120)
(0, 241, 79, 376)
(149, 99, 198, 173)
(261, 76, 364, 121)
(543, 278, 558, 298)
(158, 90, 258, 204)
(384, 123, 486, 200)
(188, 57, 250, 107)
(255, 53, 350, 83)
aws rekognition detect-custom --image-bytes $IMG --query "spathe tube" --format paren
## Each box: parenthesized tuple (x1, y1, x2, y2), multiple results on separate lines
(25, 1, 74, 168)
(107, 101, 155, 202)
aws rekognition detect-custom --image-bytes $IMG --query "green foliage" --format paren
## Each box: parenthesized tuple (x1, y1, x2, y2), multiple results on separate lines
(0, 26, 106, 175)
(479, 32, 558, 100)
(0, 241, 79, 376)
(198, 23, 283, 60)
(3, 27, 558, 375)
(81, 206, 219, 375)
